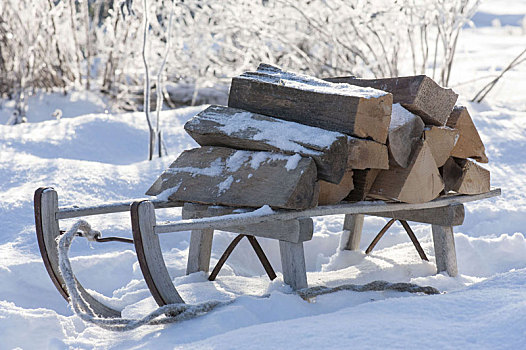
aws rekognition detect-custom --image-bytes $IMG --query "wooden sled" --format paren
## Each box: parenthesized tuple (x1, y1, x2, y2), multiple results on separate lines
(35, 187, 500, 316)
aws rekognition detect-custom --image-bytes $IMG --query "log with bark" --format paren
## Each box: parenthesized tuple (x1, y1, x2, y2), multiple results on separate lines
(326, 75, 458, 126)
(388, 104, 425, 168)
(184, 105, 349, 184)
(345, 169, 381, 202)
(318, 169, 354, 205)
(146, 146, 319, 209)
(441, 157, 490, 195)
(228, 64, 393, 143)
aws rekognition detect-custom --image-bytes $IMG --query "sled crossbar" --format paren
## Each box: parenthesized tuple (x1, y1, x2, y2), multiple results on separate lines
(154, 189, 500, 234)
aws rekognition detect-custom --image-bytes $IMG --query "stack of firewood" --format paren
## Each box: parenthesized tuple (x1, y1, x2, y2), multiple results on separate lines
(146, 64, 490, 209)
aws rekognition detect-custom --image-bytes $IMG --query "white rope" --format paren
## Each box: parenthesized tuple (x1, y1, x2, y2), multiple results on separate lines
(57, 220, 232, 332)
(57, 220, 439, 332)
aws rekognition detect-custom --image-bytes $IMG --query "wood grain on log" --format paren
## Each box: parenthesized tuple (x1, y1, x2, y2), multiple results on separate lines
(446, 106, 488, 163)
(146, 146, 319, 210)
(347, 138, 389, 170)
(318, 169, 354, 205)
(184, 105, 349, 183)
(228, 64, 392, 143)
(423, 126, 459, 167)
(446, 158, 491, 195)
(369, 140, 444, 203)
(388, 104, 425, 168)
(326, 75, 458, 126)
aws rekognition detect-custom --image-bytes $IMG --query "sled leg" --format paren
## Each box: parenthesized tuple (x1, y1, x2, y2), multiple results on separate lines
(35, 187, 121, 317)
(432, 225, 458, 277)
(186, 229, 214, 275)
(340, 214, 364, 251)
(279, 241, 307, 290)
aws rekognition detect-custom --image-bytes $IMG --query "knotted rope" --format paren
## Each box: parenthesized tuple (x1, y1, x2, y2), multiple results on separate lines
(57, 220, 439, 332)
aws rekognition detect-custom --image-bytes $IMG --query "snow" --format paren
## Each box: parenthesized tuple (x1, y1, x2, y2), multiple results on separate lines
(390, 103, 418, 131)
(244, 66, 388, 98)
(2, 3, 526, 348)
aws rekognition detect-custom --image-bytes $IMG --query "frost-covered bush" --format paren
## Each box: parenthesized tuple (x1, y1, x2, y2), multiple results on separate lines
(0, 0, 479, 111)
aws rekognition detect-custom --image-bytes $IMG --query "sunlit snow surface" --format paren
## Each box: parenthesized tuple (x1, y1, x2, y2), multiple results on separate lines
(2, 9, 526, 350)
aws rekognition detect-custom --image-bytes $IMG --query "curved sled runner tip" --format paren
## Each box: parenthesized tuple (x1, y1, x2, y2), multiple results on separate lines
(34, 187, 121, 318)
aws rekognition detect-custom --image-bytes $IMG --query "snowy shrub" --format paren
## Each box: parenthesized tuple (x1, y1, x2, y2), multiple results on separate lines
(0, 0, 479, 113)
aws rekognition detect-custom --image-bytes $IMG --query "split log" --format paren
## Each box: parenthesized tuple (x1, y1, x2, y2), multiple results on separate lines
(441, 158, 490, 195)
(326, 75, 458, 126)
(318, 169, 354, 205)
(228, 64, 393, 143)
(388, 104, 425, 168)
(368, 140, 444, 203)
(184, 105, 348, 184)
(441, 157, 464, 193)
(423, 126, 459, 167)
(146, 146, 319, 210)
(347, 138, 389, 170)
(446, 106, 488, 163)
(345, 169, 380, 202)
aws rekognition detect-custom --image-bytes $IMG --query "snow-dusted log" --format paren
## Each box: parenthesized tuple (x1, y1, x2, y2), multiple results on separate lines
(423, 126, 459, 167)
(146, 146, 319, 210)
(184, 105, 349, 184)
(228, 64, 392, 143)
(388, 104, 425, 168)
(326, 75, 458, 126)
(446, 106, 488, 163)
(318, 169, 354, 205)
(369, 140, 444, 203)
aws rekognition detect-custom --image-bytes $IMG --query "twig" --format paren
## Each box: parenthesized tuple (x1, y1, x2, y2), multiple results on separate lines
(471, 48, 526, 103)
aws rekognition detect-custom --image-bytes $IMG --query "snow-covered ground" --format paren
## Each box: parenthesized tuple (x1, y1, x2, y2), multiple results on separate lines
(2, 4, 526, 349)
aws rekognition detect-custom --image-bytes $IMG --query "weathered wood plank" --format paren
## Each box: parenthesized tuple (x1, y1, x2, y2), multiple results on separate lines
(347, 138, 389, 170)
(182, 203, 314, 243)
(345, 169, 380, 202)
(131, 201, 185, 305)
(339, 214, 364, 251)
(326, 75, 458, 126)
(388, 103, 425, 168)
(369, 140, 444, 203)
(228, 64, 393, 143)
(432, 225, 458, 277)
(318, 169, 354, 205)
(279, 241, 308, 290)
(146, 146, 319, 210)
(446, 106, 488, 163)
(184, 105, 349, 183)
(369, 204, 465, 226)
(423, 126, 459, 167)
(155, 189, 500, 234)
